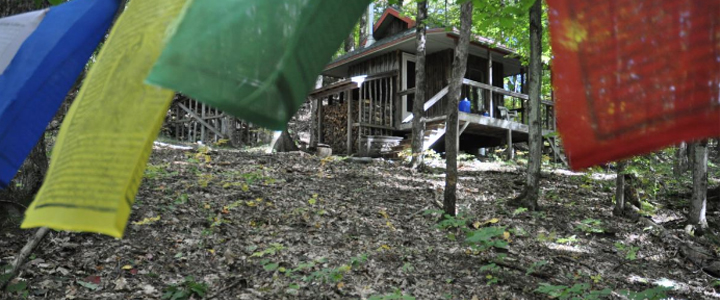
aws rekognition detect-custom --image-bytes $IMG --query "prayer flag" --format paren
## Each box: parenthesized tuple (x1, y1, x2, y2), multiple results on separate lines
(547, 0, 720, 169)
(22, 0, 187, 238)
(145, 0, 371, 130)
(0, 0, 118, 187)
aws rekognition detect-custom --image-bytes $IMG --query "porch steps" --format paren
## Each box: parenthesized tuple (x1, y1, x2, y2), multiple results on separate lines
(382, 120, 448, 159)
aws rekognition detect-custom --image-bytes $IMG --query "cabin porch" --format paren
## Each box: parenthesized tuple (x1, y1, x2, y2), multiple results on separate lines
(309, 74, 557, 159)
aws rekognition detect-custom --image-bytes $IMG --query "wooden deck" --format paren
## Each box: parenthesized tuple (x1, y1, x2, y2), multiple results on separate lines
(399, 112, 554, 148)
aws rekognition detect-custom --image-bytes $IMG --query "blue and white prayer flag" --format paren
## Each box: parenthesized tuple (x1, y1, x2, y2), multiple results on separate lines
(0, 0, 118, 187)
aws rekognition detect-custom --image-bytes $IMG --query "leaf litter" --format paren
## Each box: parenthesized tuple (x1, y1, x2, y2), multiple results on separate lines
(1, 146, 719, 299)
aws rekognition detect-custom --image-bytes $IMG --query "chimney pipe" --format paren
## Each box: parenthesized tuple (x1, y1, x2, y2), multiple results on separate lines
(366, 2, 376, 47)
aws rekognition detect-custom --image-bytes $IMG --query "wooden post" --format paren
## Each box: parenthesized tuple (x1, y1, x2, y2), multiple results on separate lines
(380, 79, 384, 126)
(506, 126, 514, 160)
(347, 90, 353, 154)
(192, 100, 197, 142)
(201, 103, 206, 142)
(488, 49, 493, 118)
(357, 85, 363, 153)
(317, 97, 323, 144)
(521, 67, 526, 124)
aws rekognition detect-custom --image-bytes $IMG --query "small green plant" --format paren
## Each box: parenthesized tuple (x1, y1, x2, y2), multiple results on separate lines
(556, 235, 578, 245)
(197, 173, 213, 188)
(618, 286, 670, 300)
(457, 152, 476, 161)
(368, 290, 416, 300)
(512, 207, 529, 216)
(250, 243, 285, 258)
(614, 242, 640, 260)
(537, 232, 557, 242)
(162, 276, 208, 300)
(480, 263, 501, 285)
(575, 218, 605, 234)
(144, 163, 177, 179)
(465, 226, 508, 251)
(535, 283, 611, 300)
(526, 260, 548, 275)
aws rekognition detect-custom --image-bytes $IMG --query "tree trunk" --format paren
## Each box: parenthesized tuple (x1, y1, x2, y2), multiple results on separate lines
(443, 0, 472, 217)
(272, 129, 299, 152)
(309, 76, 323, 149)
(613, 160, 626, 216)
(344, 31, 355, 53)
(689, 140, 709, 233)
(410, 0, 427, 169)
(359, 11, 367, 47)
(519, 0, 543, 211)
(674, 142, 689, 177)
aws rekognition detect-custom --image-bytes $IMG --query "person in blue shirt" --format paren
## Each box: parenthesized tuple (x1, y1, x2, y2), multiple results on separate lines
(459, 98, 471, 113)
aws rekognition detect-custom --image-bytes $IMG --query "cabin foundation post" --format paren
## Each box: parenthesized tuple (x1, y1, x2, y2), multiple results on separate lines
(347, 90, 353, 154)
(487, 48, 493, 118)
(317, 97, 324, 144)
(506, 128, 514, 160)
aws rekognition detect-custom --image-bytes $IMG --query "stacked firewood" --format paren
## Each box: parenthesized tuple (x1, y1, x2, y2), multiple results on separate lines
(321, 101, 348, 154)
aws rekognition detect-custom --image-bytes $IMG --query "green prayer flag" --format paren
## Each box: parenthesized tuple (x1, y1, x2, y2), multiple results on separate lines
(146, 0, 371, 130)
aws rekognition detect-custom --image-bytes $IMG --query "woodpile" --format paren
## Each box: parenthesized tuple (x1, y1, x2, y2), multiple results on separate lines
(321, 101, 349, 154)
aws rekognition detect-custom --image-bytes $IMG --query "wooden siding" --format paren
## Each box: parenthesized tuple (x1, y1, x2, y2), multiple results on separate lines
(348, 51, 400, 77)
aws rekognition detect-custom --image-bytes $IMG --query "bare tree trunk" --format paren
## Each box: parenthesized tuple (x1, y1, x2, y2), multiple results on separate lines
(309, 76, 323, 149)
(344, 30, 355, 53)
(359, 11, 367, 47)
(674, 142, 689, 177)
(613, 160, 626, 216)
(272, 129, 299, 152)
(689, 140, 709, 233)
(516, 0, 543, 211)
(410, 0, 427, 169)
(443, 0, 472, 217)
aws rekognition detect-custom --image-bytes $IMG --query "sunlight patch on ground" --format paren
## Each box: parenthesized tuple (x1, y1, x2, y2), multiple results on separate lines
(627, 275, 720, 299)
(153, 141, 193, 150)
(545, 242, 593, 254)
(551, 169, 616, 180)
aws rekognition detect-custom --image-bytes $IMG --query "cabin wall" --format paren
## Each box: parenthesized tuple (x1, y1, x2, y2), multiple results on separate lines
(423, 49, 454, 118)
(347, 51, 400, 77)
(422, 51, 505, 119)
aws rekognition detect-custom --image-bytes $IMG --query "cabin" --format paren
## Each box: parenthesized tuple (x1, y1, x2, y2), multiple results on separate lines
(309, 7, 557, 158)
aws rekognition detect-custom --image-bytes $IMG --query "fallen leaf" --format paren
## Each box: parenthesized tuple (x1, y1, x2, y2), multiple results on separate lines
(84, 276, 101, 285)
(76, 280, 99, 290)
(132, 216, 161, 226)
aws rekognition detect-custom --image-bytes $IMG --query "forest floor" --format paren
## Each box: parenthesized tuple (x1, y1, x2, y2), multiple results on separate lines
(2, 143, 720, 299)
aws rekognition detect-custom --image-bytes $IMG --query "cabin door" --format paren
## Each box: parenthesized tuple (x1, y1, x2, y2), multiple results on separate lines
(401, 52, 416, 122)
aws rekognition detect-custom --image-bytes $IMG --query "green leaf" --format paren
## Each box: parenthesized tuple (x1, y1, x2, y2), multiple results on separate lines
(6, 281, 27, 293)
(162, 290, 174, 299)
(76, 280, 99, 290)
(171, 290, 187, 300)
(263, 263, 279, 271)
(48, 0, 65, 5)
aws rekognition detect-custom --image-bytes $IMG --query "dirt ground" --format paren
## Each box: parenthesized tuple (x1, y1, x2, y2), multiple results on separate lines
(2, 144, 720, 299)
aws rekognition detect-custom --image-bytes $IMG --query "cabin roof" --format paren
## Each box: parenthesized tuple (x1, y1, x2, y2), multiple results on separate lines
(324, 7, 521, 78)
(373, 7, 415, 38)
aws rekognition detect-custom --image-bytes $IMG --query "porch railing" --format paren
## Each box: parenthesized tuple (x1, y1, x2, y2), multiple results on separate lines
(399, 78, 555, 131)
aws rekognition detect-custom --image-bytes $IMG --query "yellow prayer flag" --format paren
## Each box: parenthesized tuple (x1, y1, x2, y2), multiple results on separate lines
(21, 0, 188, 238)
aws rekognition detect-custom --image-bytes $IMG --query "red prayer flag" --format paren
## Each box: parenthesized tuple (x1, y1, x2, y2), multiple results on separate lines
(547, 0, 720, 170)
